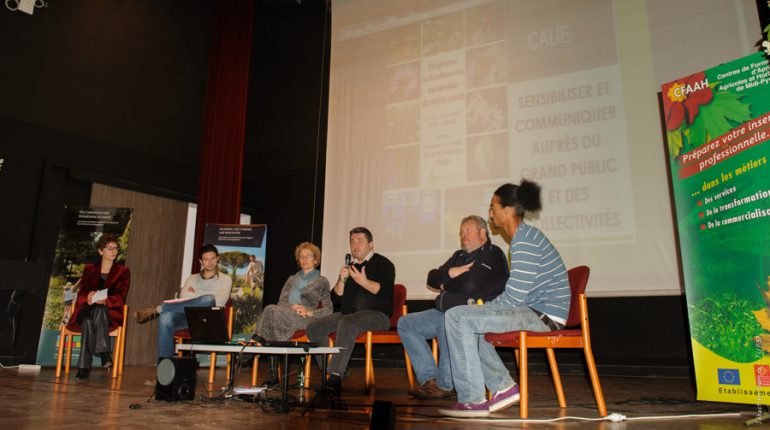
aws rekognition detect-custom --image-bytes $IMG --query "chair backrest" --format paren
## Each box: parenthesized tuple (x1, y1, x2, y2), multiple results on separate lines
(564, 266, 590, 328)
(390, 284, 407, 329)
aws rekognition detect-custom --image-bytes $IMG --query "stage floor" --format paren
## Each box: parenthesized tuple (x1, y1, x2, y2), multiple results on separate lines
(0, 362, 759, 429)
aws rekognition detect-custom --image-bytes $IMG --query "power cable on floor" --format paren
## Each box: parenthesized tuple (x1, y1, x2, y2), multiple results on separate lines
(440, 411, 742, 423)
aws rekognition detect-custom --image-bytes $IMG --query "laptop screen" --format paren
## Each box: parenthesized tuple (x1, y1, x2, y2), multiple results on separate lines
(183, 307, 229, 345)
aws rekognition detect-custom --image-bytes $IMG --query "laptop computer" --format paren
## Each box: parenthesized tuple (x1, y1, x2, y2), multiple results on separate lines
(262, 340, 319, 348)
(250, 333, 318, 348)
(184, 307, 230, 345)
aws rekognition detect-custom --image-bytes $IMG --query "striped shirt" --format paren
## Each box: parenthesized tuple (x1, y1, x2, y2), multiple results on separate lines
(490, 222, 571, 324)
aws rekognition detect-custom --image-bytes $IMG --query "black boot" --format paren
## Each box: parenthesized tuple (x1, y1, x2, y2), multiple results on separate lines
(263, 356, 280, 386)
(100, 352, 113, 369)
(325, 373, 342, 394)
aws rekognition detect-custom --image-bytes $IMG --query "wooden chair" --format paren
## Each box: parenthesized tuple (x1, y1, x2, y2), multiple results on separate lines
(484, 266, 607, 418)
(174, 302, 234, 384)
(55, 304, 128, 379)
(329, 284, 415, 393)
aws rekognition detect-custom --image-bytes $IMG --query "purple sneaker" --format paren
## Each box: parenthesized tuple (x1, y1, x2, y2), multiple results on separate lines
(488, 384, 520, 412)
(438, 401, 490, 418)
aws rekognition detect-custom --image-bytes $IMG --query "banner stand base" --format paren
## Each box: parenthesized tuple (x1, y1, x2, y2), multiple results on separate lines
(745, 407, 770, 427)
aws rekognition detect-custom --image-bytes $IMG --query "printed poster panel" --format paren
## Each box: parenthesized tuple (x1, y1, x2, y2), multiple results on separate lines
(203, 223, 267, 338)
(36, 207, 133, 366)
(663, 52, 770, 404)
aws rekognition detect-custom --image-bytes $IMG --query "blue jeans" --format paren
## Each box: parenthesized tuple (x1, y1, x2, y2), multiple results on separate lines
(397, 308, 452, 390)
(157, 294, 215, 359)
(444, 304, 548, 404)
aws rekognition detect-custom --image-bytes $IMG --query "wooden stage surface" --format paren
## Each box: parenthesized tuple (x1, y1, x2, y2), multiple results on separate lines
(0, 361, 758, 429)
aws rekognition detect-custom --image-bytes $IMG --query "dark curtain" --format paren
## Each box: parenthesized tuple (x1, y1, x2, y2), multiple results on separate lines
(193, 0, 254, 266)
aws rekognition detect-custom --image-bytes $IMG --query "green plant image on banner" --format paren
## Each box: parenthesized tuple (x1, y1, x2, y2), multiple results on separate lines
(663, 52, 770, 404)
(202, 224, 266, 352)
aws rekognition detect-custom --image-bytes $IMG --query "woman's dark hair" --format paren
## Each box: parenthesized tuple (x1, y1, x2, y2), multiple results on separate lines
(97, 234, 119, 250)
(493, 179, 543, 216)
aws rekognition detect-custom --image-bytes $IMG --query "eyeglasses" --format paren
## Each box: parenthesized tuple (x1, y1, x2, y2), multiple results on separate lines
(103, 246, 119, 251)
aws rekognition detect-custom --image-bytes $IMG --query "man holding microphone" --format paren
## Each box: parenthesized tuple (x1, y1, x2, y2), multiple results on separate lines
(306, 227, 395, 394)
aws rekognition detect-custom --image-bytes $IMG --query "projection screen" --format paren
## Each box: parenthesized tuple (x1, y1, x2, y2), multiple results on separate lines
(321, 0, 761, 298)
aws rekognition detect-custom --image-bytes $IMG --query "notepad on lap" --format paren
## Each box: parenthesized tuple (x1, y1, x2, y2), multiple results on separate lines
(92, 289, 108, 302)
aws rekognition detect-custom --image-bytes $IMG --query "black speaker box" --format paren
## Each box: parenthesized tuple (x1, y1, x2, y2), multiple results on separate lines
(370, 400, 396, 430)
(155, 357, 198, 401)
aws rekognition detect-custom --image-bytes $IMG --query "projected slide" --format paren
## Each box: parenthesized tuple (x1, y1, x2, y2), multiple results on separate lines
(323, 0, 756, 298)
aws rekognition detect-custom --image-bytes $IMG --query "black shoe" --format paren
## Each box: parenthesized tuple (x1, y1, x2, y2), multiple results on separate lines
(263, 375, 280, 386)
(100, 353, 113, 369)
(312, 385, 343, 410)
(263, 356, 280, 386)
(75, 368, 90, 379)
(342, 367, 352, 379)
(325, 373, 342, 394)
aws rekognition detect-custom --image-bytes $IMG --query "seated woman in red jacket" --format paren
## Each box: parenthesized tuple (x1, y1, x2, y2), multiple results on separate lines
(68, 234, 130, 379)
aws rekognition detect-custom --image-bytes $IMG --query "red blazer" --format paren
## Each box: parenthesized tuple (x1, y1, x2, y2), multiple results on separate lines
(67, 262, 130, 331)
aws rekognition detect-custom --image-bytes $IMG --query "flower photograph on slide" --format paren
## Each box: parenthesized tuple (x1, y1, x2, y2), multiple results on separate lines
(422, 10, 464, 57)
(465, 0, 505, 48)
(466, 42, 506, 89)
(385, 101, 420, 145)
(466, 86, 508, 134)
(387, 61, 421, 103)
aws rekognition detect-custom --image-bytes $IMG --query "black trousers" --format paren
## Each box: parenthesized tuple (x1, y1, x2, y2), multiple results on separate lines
(77, 304, 111, 369)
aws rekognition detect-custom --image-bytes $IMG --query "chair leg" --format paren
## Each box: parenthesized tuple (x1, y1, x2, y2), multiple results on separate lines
(55, 330, 66, 378)
(208, 352, 216, 384)
(225, 353, 232, 383)
(65, 334, 74, 375)
(546, 348, 566, 408)
(365, 332, 373, 393)
(251, 355, 259, 386)
(119, 326, 126, 375)
(583, 345, 607, 417)
(519, 331, 528, 419)
(431, 338, 438, 364)
(304, 354, 312, 389)
(404, 348, 415, 389)
(111, 329, 121, 378)
(115, 330, 122, 377)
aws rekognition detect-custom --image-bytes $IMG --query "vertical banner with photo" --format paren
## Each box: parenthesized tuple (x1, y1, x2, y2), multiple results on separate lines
(203, 223, 267, 339)
(36, 207, 133, 366)
(663, 52, 770, 404)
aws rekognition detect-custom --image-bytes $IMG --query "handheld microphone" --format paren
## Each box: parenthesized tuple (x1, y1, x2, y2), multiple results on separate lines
(341, 253, 351, 284)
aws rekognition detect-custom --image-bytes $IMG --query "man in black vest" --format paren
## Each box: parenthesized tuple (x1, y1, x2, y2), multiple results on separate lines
(398, 215, 508, 399)
(306, 226, 395, 393)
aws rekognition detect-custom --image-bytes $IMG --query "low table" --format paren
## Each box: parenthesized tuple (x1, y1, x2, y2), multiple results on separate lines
(175, 343, 340, 404)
